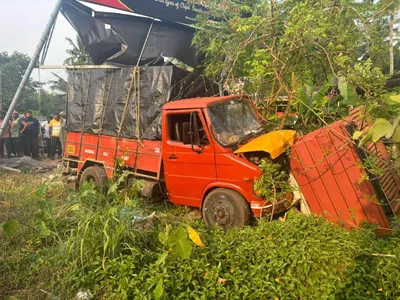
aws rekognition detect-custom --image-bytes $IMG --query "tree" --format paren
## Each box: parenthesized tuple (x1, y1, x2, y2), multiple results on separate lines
(41, 72, 68, 116)
(193, 0, 399, 127)
(39, 90, 66, 116)
(387, 1, 400, 75)
(48, 73, 67, 95)
(64, 35, 92, 66)
(0, 51, 39, 112)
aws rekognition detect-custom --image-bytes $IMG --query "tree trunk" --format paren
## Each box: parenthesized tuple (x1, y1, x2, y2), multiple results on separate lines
(390, 11, 394, 76)
(279, 72, 296, 129)
(270, 0, 275, 32)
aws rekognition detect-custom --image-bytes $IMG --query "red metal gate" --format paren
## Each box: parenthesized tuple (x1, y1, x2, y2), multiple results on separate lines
(289, 120, 391, 236)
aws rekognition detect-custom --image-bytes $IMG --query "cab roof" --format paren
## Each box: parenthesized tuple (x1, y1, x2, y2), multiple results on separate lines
(162, 94, 249, 110)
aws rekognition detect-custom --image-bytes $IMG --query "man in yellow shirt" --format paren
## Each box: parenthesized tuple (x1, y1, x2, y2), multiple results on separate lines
(49, 112, 63, 160)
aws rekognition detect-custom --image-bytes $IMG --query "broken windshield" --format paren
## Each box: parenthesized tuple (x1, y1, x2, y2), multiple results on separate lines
(207, 98, 262, 147)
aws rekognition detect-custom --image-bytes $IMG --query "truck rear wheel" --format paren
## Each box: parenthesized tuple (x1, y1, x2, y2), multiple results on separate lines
(202, 188, 251, 229)
(79, 166, 108, 187)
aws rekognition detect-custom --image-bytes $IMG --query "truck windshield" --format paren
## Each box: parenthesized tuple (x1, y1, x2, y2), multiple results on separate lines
(208, 98, 262, 147)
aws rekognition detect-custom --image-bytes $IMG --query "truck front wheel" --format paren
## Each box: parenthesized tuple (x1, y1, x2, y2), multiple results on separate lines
(79, 166, 108, 187)
(202, 188, 251, 229)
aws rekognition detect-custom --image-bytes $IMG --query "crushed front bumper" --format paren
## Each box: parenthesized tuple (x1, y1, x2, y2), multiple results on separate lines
(250, 193, 297, 218)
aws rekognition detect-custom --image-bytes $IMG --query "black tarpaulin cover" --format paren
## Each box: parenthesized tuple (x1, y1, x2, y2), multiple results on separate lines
(61, 0, 201, 67)
(66, 66, 218, 140)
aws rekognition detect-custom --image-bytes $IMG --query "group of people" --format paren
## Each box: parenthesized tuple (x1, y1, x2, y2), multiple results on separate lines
(0, 111, 65, 160)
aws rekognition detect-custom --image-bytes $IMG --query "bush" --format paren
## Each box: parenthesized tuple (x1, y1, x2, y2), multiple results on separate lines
(1, 173, 400, 299)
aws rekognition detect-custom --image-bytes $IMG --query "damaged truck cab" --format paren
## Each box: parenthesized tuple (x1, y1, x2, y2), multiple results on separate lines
(64, 94, 296, 229)
(161, 95, 295, 227)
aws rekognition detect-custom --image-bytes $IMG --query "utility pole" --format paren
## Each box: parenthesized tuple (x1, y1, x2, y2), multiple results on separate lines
(390, 11, 394, 76)
(0, 0, 64, 137)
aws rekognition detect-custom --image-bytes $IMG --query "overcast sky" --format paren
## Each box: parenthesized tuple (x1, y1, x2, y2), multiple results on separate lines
(0, 0, 122, 83)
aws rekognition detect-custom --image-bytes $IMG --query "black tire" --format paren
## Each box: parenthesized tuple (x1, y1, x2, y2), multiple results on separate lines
(79, 166, 108, 187)
(202, 188, 251, 229)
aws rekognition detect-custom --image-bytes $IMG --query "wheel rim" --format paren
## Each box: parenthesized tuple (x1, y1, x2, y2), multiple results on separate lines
(210, 196, 235, 227)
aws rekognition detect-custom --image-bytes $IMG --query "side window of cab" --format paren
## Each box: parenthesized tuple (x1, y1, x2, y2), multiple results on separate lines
(167, 112, 209, 145)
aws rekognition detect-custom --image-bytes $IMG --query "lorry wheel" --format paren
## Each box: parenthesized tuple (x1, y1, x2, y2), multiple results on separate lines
(202, 188, 251, 229)
(79, 166, 108, 187)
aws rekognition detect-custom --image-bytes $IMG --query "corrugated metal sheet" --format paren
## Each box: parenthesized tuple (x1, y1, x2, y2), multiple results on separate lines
(348, 107, 400, 215)
(290, 120, 391, 236)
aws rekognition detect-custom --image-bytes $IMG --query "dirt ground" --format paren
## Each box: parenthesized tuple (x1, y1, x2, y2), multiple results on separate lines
(0, 156, 61, 175)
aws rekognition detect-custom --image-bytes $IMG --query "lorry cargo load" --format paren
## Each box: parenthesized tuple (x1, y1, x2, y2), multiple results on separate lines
(66, 65, 219, 140)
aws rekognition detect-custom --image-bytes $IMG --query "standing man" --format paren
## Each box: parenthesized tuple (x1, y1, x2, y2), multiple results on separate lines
(19, 111, 40, 159)
(59, 111, 66, 156)
(10, 111, 23, 157)
(0, 112, 12, 158)
(49, 112, 62, 160)
(41, 115, 52, 158)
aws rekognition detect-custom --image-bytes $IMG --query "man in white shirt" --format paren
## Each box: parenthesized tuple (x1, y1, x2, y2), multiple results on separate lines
(41, 116, 52, 158)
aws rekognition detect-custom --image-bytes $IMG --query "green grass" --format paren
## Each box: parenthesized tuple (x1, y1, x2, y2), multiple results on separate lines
(1, 172, 400, 299)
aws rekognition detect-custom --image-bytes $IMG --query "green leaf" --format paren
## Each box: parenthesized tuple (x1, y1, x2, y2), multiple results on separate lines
(370, 119, 395, 142)
(392, 127, 400, 143)
(153, 278, 164, 300)
(158, 225, 171, 246)
(35, 219, 51, 237)
(107, 184, 117, 197)
(155, 251, 169, 266)
(35, 183, 48, 198)
(167, 226, 192, 260)
(70, 203, 80, 211)
(306, 85, 313, 106)
(389, 94, 400, 103)
(158, 232, 167, 246)
(287, 207, 296, 217)
(359, 130, 373, 147)
(352, 131, 363, 140)
(297, 87, 308, 115)
(338, 76, 359, 106)
(1, 219, 19, 236)
(393, 116, 400, 129)
(312, 82, 330, 106)
(394, 158, 400, 169)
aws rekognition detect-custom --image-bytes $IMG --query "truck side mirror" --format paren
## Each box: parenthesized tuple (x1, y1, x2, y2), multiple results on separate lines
(182, 122, 191, 144)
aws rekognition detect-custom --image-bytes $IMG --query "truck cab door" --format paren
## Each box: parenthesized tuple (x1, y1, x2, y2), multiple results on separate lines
(162, 109, 216, 207)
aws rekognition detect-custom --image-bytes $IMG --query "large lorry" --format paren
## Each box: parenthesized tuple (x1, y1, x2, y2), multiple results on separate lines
(62, 66, 296, 228)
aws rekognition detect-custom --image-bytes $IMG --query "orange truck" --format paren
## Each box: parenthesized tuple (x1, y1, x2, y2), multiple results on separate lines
(62, 66, 296, 228)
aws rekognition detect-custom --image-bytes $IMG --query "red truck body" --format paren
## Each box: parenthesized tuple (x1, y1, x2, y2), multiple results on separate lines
(290, 120, 392, 236)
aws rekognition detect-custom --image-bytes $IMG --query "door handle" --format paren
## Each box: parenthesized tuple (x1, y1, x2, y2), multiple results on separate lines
(169, 154, 178, 160)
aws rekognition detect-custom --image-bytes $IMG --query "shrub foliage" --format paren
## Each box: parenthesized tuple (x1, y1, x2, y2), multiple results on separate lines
(1, 173, 400, 299)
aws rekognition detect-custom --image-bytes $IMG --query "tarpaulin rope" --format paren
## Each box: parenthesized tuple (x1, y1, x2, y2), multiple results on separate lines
(98, 72, 114, 135)
(79, 71, 92, 159)
(134, 68, 142, 173)
(81, 72, 92, 132)
(117, 67, 138, 139)
(114, 67, 139, 169)
(96, 71, 114, 160)
(136, 68, 141, 140)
